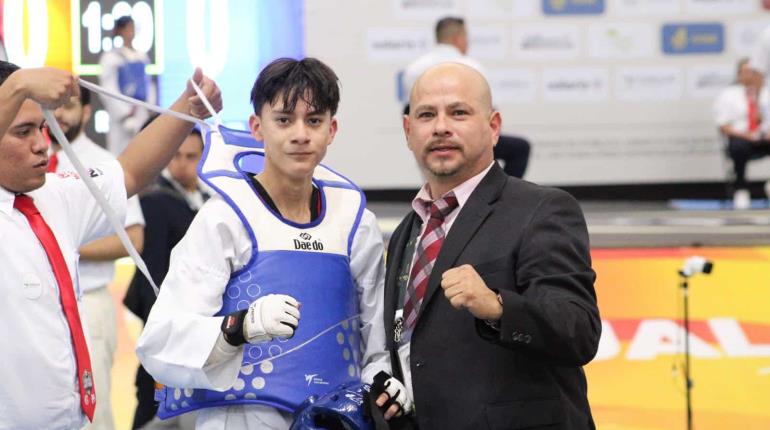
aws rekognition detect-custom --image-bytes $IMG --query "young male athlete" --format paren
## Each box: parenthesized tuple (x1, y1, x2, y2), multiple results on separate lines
(137, 57, 393, 429)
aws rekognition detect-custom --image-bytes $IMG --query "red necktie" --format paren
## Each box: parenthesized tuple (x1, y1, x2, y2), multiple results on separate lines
(14, 194, 96, 421)
(47, 151, 58, 173)
(403, 193, 459, 331)
(748, 92, 759, 133)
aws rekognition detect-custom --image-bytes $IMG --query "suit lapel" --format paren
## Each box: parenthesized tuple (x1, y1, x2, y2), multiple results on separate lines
(418, 165, 508, 317)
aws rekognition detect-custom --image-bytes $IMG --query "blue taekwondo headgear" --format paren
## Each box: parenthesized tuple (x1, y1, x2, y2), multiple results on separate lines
(290, 382, 374, 430)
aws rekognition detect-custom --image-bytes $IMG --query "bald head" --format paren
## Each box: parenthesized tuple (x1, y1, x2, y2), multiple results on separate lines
(409, 62, 493, 115)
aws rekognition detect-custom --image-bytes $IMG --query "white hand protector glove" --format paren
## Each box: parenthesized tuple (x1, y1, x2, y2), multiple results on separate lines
(372, 371, 413, 417)
(243, 294, 300, 343)
(384, 376, 412, 415)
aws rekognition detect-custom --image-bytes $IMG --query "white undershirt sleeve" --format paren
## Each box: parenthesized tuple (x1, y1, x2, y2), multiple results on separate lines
(350, 209, 391, 383)
(136, 197, 252, 391)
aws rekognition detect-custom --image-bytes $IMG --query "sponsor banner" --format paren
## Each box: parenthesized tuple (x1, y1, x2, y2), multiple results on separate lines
(366, 27, 431, 63)
(686, 64, 735, 99)
(511, 24, 580, 61)
(303, 0, 770, 187)
(732, 19, 770, 58)
(662, 23, 724, 55)
(392, 0, 461, 19)
(465, 0, 539, 19)
(542, 0, 605, 15)
(467, 25, 508, 60)
(587, 247, 770, 428)
(487, 68, 537, 104)
(464, 0, 512, 19)
(526, 131, 722, 185)
(587, 22, 656, 59)
(542, 67, 609, 102)
(512, 0, 541, 18)
(610, 0, 682, 16)
(683, 0, 757, 16)
(615, 66, 683, 102)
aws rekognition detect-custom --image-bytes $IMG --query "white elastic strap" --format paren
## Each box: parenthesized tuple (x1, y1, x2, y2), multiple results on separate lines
(189, 78, 222, 129)
(248, 314, 361, 365)
(65, 77, 216, 296)
(43, 109, 160, 296)
(78, 78, 210, 129)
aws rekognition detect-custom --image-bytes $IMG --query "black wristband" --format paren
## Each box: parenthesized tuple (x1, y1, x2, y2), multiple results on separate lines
(221, 309, 248, 346)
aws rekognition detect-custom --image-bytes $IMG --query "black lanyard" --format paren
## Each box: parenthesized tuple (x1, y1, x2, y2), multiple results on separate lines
(395, 215, 423, 310)
(393, 215, 423, 344)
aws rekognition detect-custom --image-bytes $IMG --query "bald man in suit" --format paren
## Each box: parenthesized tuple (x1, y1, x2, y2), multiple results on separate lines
(378, 63, 601, 429)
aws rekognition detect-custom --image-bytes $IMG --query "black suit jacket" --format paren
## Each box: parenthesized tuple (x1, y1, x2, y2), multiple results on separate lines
(384, 165, 600, 430)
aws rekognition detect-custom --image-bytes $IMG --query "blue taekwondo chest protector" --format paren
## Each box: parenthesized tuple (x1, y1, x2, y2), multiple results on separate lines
(155, 126, 368, 419)
(117, 61, 149, 101)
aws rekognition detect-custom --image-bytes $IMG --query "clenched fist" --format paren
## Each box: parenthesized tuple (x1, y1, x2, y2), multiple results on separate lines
(244, 294, 301, 343)
(441, 264, 502, 321)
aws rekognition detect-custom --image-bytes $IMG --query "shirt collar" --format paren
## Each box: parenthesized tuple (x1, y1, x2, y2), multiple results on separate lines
(71, 133, 89, 147)
(411, 162, 495, 221)
(48, 132, 88, 156)
(433, 43, 463, 57)
(0, 185, 17, 216)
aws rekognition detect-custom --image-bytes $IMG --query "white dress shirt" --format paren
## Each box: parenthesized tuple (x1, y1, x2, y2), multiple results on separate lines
(137, 196, 390, 430)
(0, 160, 127, 430)
(397, 162, 494, 401)
(402, 44, 488, 100)
(55, 133, 145, 292)
(713, 84, 770, 135)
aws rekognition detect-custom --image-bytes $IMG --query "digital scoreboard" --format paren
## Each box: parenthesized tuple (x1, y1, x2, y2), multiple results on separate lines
(72, 0, 162, 75)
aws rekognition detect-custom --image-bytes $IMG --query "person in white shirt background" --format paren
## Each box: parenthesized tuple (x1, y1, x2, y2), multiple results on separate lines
(99, 15, 157, 156)
(401, 17, 484, 101)
(49, 87, 147, 430)
(713, 58, 770, 209)
(0, 61, 221, 430)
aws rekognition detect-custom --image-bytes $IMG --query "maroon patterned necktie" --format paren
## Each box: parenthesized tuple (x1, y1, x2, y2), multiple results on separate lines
(403, 193, 459, 331)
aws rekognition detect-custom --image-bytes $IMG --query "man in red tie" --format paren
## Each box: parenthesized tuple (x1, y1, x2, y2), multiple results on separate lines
(713, 58, 770, 209)
(49, 88, 146, 430)
(0, 61, 221, 430)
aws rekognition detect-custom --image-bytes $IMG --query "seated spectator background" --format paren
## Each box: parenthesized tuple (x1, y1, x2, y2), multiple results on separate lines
(713, 58, 770, 209)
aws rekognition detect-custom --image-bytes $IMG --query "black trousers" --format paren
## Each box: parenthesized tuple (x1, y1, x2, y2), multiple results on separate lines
(131, 365, 159, 429)
(494, 135, 530, 179)
(727, 136, 770, 190)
